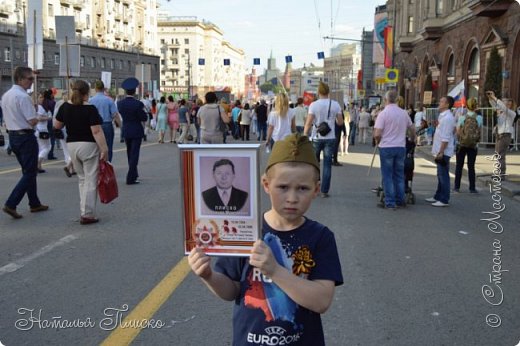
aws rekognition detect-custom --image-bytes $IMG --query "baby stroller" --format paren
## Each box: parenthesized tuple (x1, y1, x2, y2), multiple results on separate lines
(376, 136, 417, 205)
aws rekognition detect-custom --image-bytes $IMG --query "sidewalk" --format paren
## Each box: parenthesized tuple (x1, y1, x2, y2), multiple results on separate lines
(415, 144, 520, 201)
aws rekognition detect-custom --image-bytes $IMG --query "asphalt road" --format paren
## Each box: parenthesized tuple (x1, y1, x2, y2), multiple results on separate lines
(0, 131, 519, 346)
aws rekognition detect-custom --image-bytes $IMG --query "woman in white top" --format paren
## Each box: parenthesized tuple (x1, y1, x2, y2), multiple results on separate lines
(239, 103, 252, 141)
(35, 92, 51, 173)
(487, 90, 517, 176)
(265, 93, 295, 148)
(414, 105, 426, 145)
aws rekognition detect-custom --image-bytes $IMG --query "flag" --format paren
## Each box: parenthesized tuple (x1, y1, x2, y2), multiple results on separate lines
(317, 52, 325, 59)
(223, 59, 230, 66)
(285, 55, 292, 63)
(448, 80, 466, 107)
(198, 58, 205, 65)
(384, 26, 393, 68)
(303, 91, 315, 106)
(253, 58, 260, 65)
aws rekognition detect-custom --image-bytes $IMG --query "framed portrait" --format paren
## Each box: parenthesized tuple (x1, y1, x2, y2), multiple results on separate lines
(179, 144, 262, 256)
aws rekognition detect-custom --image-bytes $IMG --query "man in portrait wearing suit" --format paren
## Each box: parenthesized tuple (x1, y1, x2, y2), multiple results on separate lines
(117, 77, 148, 185)
(202, 159, 248, 213)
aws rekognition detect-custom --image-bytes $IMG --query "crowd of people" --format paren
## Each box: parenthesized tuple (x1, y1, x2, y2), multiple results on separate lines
(1, 65, 519, 223)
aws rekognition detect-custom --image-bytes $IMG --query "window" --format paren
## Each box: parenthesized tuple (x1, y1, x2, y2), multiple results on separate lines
(80, 55, 85, 67)
(436, 0, 443, 16)
(447, 54, 455, 76)
(4, 47, 10, 62)
(118, 60, 123, 70)
(161, 39, 165, 44)
(54, 53, 60, 65)
(86, 14, 90, 29)
(469, 48, 480, 75)
(184, 38, 189, 44)
(128, 60, 131, 72)
(407, 16, 414, 33)
(91, 57, 96, 68)
(110, 59, 114, 69)
(184, 49, 189, 54)
(48, 4, 54, 17)
(101, 57, 106, 68)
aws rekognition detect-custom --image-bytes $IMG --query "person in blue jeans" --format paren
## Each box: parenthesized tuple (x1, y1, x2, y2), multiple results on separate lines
(90, 80, 121, 162)
(374, 90, 416, 209)
(426, 96, 456, 207)
(303, 81, 344, 198)
(2, 67, 48, 219)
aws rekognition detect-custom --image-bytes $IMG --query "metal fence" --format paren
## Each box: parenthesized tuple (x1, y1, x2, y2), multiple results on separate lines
(424, 108, 519, 150)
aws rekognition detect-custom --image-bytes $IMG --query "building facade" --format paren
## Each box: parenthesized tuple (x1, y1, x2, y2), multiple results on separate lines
(390, 0, 520, 106)
(0, 0, 160, 95)
(324, 43, 362, 104)
(157, 15, 245, 100)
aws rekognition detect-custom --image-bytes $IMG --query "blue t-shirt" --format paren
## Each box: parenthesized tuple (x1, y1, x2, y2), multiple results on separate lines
(232, 107, 241, 122)
(214, 217, 343, 346)
(178, 106, 189, 123)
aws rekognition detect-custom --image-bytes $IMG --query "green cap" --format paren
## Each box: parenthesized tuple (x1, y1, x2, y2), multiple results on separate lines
(266, 133, 319, 173)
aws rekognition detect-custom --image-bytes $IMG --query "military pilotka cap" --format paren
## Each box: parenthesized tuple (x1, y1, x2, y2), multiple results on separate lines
(266, 133, 319, 173)
(121, 77, 139, 91)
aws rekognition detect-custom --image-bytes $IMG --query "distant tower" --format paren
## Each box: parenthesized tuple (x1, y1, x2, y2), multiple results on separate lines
(267, 50, 276, 70)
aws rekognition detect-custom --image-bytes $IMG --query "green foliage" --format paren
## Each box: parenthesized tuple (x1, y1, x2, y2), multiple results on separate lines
(259, 81, 287, 95)
(484, 46, 502, 99)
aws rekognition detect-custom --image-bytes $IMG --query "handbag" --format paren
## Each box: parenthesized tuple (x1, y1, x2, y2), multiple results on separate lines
(98, 160, 118, 204)
(39, 131, 50, 140)
(53, 128, 64, 140)
(315, 100, 332, 136)
(217, 106, 228, 133)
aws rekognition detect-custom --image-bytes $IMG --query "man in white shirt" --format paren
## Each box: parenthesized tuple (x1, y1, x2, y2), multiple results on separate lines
(426, 96, 456, 207)
(2, 67, 49, 219)
(303, 82, 344, 198)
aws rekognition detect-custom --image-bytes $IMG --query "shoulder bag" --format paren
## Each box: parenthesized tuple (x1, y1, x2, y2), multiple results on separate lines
(315, 100, 332, 136)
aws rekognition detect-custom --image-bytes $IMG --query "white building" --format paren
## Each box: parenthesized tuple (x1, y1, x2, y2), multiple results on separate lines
(157, 15, 245, 99)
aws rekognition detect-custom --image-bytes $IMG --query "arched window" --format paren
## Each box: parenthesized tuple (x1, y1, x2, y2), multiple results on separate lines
(447, 54, 455, 77)
(468, 48, 480, 75)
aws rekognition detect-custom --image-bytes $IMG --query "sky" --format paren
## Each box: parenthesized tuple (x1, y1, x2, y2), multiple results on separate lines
(157, 0, 385, 72)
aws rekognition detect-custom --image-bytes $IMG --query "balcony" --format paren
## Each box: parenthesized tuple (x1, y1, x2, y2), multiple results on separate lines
(114, 31, 123, 39)
(398, 36, 415, 53)
(468, 0, 515, 17)
(419, 18, 444, 41)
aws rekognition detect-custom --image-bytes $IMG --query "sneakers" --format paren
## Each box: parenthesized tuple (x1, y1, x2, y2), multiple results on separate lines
(30, 205, 49, 213)
(469, 189, 479, 194)
(3, 205, 22, 219)
(453, 188, 460, 193)
(425, 197, 437, 203)
(320, 193, 329, 198)
(431, 201, 449, 207)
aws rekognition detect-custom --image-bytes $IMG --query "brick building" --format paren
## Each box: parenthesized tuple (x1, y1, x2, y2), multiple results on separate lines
(389, 0, 520, 106)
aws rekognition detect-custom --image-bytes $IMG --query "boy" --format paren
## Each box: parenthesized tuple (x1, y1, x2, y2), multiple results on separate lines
(188, 133, 343, 345)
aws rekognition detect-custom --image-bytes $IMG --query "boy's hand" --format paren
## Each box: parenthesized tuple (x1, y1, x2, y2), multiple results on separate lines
(250, 240, 279, 278)
(188, 248, 212, 280)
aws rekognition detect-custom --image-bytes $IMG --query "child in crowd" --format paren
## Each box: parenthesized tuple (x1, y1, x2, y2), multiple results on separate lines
(188, 133, 343, 345)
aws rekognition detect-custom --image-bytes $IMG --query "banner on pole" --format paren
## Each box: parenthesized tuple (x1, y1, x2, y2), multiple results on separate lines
(59, 45, 81, 77)
(101, 71, 112, 90)
(27, 43, 43, 70)
(55, 16, 77, 45)
(27, 0, 43, 45)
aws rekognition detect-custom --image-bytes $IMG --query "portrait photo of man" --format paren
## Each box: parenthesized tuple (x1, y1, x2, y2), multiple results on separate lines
(200, 158, 250, 215)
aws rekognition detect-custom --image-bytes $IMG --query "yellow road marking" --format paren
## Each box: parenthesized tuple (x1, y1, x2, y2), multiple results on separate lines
(100, 257, 191, 346)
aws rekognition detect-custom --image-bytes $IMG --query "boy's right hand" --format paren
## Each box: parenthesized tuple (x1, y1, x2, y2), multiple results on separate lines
(188, 248, 212, 280)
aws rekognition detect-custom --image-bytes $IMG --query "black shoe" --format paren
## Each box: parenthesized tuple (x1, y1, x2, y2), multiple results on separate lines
(120, 139, 125, 143)
(143, 135, 147, 142)
(48, 156, 58, 160)
(332, 162, 343, 166)
(38, 169, 46, 173)
(377, 202, 396, 210)
(7, 147, 12, 155)
(126, 180, 141, 185)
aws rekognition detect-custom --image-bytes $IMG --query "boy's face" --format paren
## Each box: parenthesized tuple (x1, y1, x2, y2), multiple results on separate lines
(262, 163, 320, 227)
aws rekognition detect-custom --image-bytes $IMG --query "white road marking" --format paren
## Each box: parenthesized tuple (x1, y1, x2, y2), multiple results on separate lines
(459, 231, 469, 235)
(431, 312, 440, 317)
(0, 234, 78, 276)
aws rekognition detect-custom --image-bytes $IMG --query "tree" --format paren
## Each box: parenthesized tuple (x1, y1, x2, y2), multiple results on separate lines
(484, 46, 502, 100)
(259, 81, 274, 93)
